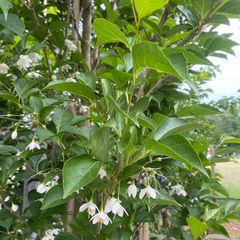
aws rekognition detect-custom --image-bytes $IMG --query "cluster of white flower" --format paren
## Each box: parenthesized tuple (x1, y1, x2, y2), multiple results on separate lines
(127, 182, 157, 199)
(65, 39, 78, 52)
(16, 55, 32, 71)
(37, 176, 59, 194)
(170, 184, 187, 197)
(27, 71, 42, 79)
(26, 139, 41, 151)
(79, 198, 127, 225)
(0, 63, 9, 74)
(41, 228, 60, 240)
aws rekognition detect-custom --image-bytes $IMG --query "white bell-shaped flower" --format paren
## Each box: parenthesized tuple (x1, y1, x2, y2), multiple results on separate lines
(65, 39, 78, 52)
(0, 63, 9, 74)
(104, 197, 117, 213)
(90, 211, 112, 225)
(98, 166, 107, 179)
(170, 184, 187, 197)
(139, 185, 157, 199)
(79, 200, 98, 216)
(26, 140, 41, 151)
(112, 200, 128, 217)
(16, 55, 32, 71)
(127, 183, 138, 198)
(11, 129, 18, 140)
(11, 203, 19, 212)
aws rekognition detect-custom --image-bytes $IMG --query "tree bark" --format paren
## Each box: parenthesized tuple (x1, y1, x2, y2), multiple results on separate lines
(72, 0, 81, 41)
(82, 0, 92, 69)
(66, 198, 75, 233)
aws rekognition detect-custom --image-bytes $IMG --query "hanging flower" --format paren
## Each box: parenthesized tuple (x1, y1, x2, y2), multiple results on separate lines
(127, 183, 138, 198)
(104, 197, 117, 213)
(27, 71, 42, 78)
(0, 63, 9, 74)
(98, 166, 107, 179)
(170, 184, 187, 197)
(37, 176, 59, 194)
(16, 55, 32, 71)
(65, 39, 78, 52)
(11, 129, 18, 140)
(28, 52, 41, 63)
(90, 211, 112, 225)
(79, 200, 98, 216)
(26, 140, 41, 151)
(139, 185, 157, 199)
(11, 203, 19, 212)
(80, 105, 89, 114)
(42, 228, 60, 240)
(112, 200, 128, 217)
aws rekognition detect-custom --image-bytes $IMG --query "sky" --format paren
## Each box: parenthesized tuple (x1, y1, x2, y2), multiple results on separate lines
(203, 19, 240, 101)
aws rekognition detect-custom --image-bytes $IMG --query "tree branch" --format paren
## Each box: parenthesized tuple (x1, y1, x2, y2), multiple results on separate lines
(152, 3, 172, 41)
(82, 0, 92, 70)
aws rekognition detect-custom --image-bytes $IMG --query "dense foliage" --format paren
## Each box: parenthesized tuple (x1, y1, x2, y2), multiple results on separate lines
(0, 0, 240, 239)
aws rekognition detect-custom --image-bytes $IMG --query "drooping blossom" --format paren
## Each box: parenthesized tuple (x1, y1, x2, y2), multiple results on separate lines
(112, 200, 128, 217)
(90, 211, 112, 225)
(79, 200, 98, 216)
(0, 63, 9, 74)
(37, 176, 59, 194)
(27, 71, 42, 78)
(42, 228, 60, 240)
(16, 55, 32, 71)
(11, 129, 18, 140)
(26, 140, 41, 151)
(127, 182, 138, 198)
(98, 166, 107, 179)
(11, 203, 19, 212)
(104, 197, 117, 213)
(80, 105, 89, 114)
(139, 185, 157, 199)
(170, 184, 187, 197)
(28, 52, 41, 63)
(65, 39, 78, 52)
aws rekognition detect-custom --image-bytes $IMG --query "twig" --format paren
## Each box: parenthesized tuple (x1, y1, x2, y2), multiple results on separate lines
(43, 48, 52, 79)
(178, 0, 222, 46)
(152, 3, 172, 41)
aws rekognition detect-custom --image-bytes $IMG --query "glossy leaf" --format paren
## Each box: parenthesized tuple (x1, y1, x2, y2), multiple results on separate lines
(63, 155, 100, 198)
(94, 18, 130, 48)
(0, 13, 25, 35)
(132, 41, 188, 80)
(187, 216, 207, 239)
(44, 81, 94, 102)
(134, 0, 169, 20)
(0, 0, 13, 20)
(41, 185, 68, 210)
(146, 136, 207, 175)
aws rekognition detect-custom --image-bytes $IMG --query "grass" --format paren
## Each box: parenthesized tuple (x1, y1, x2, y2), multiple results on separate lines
(216, 161, 240, 199)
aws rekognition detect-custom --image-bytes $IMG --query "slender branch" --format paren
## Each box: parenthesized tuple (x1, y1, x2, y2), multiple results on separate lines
(178, 0, 222, 46)
(72, 0, 81, 41)
(152, 3, 172, 41)
(43, 48, 52, 79)
(82, 0, 92, 69)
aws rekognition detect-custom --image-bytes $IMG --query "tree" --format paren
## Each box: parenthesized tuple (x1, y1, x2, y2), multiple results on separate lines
(0, 0, 240, 239)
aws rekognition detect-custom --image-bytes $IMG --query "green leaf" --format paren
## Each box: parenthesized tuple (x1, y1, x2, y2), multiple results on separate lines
(134, 0, 169, 20)
(220, 136, 240, 144)
(107, 96, 139, 127)
(154, 190, 180, 206)
(177, 104, 221, 117)
(146, 136, 207, 175)
(0, 0, 13, 20)
(41, 185, 69, 210)
(0, 13, 25, 35)
(44, 81, 94, 102)
(132, 41, 188, 80)
(91, 127, 112, 162)
(52, 108, 74, 132)
(187, 216, 207, 239)
(150, 117, 201, 141)
(0, 145, 18, 155)
(94, 18, 130, 48)
(191, 0, 214, 18)
(36, 127, 55, 143)
(63, 155, 100, 198)
(0, 90, 18, 104)
(218, 0, 240, 15)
